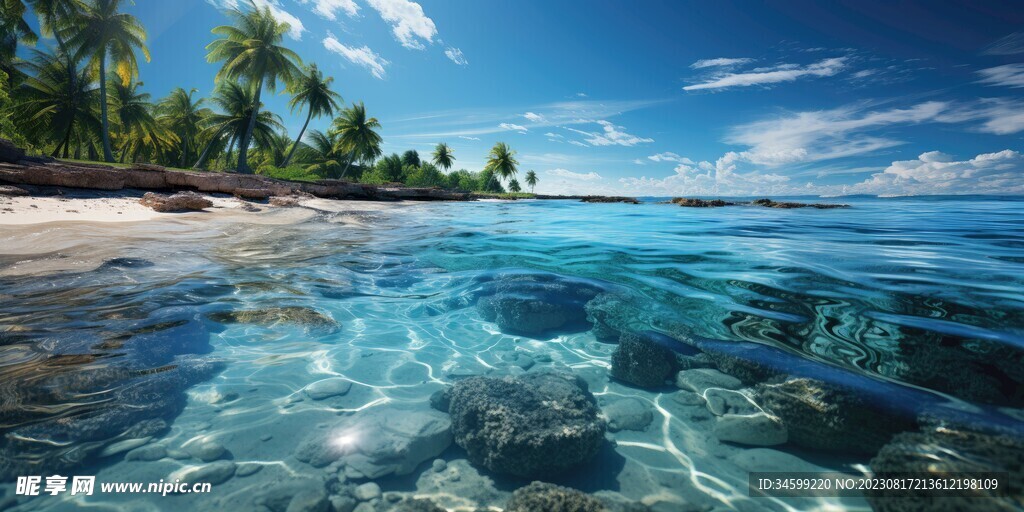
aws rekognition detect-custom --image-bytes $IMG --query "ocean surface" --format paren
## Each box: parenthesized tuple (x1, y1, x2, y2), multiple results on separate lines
(1, 195, 1022, 511)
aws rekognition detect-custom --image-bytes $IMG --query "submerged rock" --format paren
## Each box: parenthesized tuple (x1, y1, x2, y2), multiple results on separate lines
(506, 482, 651, 512)
(603, 397, 654, 432)
(139, 191, 213, 212)
(610, 332, 678, 388)
(294, 404, 452, 478)
(750, 198, 848, 209)
(445, 372, 606, 478)
(756, 378, 914, 454)
(303, 378, 353, 400)
(868, 420, 1024, 511)
(714, 412, 787, 446)
(675, 368, 742, 392)
(169, 461, 236, 486)
(474, 272, 607, 336)
(207, 306, 338, 329)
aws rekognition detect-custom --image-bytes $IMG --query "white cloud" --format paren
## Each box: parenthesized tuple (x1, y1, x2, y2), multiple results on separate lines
(725, 101, 949, 166)
(499, 123, 528, 133)
(633, 159, 645, 165)
(568, 140, 589, 147)
(298, 0, 358, 20)
(323, 34, 390, 79)
(848, 150, 1024, 195)
(938, 99, 1024, 135)
(576, 92, 588, 97)
(458, 135, 480, 141)
(684, 57, 847, 91)
(691, 57, 754, 69)
(549, 169, 603, 181)
(445, 47, 468, 66)
(983, 31, 1024, 56)
(977, 64, 1024, 89)
(545, 132, 563, 138)
(365, 0, 437, 50)
(648, 152, 694, 164)
(523, 112, 546, 123)
(566, 120, 653, 147)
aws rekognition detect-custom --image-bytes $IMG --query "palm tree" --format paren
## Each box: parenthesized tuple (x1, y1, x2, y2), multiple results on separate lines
(332, 102, 382, 179)
(108, 75, 175, 163)
(66, 0, 149, 163)
(432, 142, 454, 170)
(1, 0, 35, 80)
(282, 63, 341, 167)
(206, 5, 301, 173)
(484, 142, 519, 188)
(525, 170, 538, 193)
(158, 88, 207, 167)
(508, 178, 522, 193)
(193, 81, 283, 170)
(15, 49, 101, 158)
(30, 0, 80, 55)
(298, 129, 349, 178)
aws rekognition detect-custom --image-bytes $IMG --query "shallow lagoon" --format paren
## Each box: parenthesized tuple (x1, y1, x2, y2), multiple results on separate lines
(1, 196, 1022, 511)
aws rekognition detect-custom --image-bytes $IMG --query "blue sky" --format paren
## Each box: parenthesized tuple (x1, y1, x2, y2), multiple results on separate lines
(20, 0, 1024, 195)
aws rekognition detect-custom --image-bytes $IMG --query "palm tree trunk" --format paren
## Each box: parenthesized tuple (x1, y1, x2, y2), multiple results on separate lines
(98, 50, 114, 163)
(338, 150, 357, 180)
(236, 76, 264, 174)
(54, 118, 76, 158)
(179, 139, 188, 168)
(193, 129, 225, 170)
(282, 107, 312, 167)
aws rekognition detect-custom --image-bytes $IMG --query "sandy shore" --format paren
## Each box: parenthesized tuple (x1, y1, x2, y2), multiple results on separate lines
(0, 190, 406, 277)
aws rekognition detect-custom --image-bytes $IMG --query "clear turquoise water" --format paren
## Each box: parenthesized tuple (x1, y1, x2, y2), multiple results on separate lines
(1, 196, 1022, 510)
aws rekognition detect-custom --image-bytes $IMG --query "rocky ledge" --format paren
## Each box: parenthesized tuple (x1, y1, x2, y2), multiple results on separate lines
(669, 197, 849, 209)
(579, 196, 640, 204)
(0, 139, 469, 202)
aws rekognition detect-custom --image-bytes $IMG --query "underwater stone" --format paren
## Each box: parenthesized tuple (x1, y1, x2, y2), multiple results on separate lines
(169, 461, 236, 486)
(706, 351, 781, 385)
(304, 378, 353, 400)
(207, 306, 338, 329)
(675, 368, 742, 392)
(99, 436, 152, 457)
(610, 332, 678, 388)
(295, 405, 452, 478)
(703, 388, 759, 416)
(286, 487, 330, 512)
(603, 397, 654, 432)
(757, 378, 914, 455)
(506, 482, 605, 512)
(184, 438, 226, 462)
(124, 444, 167, 462)
(714, 412, 787, 446)
(354, 483, 382, 501)
(388, 498, 446, 512)
(446, 372, 606, 478)
(474, 272, 606, 336)
(868, 420, 1024, 512)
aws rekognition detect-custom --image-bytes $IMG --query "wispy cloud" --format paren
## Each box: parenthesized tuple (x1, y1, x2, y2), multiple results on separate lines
(544, 132, 563, 139)
(684, 57, 847, 91)
(499, 123, 528, 133)
(549, 169, 603, 181)
(298, 0, 358, 20)
(445, 47, 468, 66)
(568, 140, 589, 147)
(323, 33, 390, 79)
(977, 64, 1024, 89)
(522, 112, 545, 123)
(850, 150, 1024, 195)
(690, 57, 754, 69)
(458, 135, 480, 141)
(648, 152, 694, 164)
(566, 120, 654, 147)
(982, 30, 1024, 56)
(365, 0, 437, 50)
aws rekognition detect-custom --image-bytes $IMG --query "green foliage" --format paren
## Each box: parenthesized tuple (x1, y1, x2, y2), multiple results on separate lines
(0, 69, 28, 147)
(332, 102, 382, 178)
(401, 149, 420, 167)
(372, 153, 405, 182)
(257, 164, 321, 182)
(508, 178, 522, 193)
(405, 162, 446, 187)
(432, 142, 454, 170)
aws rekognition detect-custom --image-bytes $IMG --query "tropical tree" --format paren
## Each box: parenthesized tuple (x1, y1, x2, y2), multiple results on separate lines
(15, 49, 101, 158)
(1, 0, 35, 80)
(401, 149, 420, 168)
(206, 5, 301, 173)
(158, 87, 208, 167)
(332, 102, 382, 179)
(432, 142, 454, 171)
(484, 142, 519, 188)
(525, 170, 538, 193)
(508, 178, 522, 193)
(67, 0, 150, 163)
(108, 75, 176, 163)
(298, 129, 352, 178)
(193, 82, 283, 170)
(282, 63, 341, 166)
(30, 0, 80, 55)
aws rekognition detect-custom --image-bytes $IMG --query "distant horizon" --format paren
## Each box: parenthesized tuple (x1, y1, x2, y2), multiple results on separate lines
(12, 0, 1024, 196)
